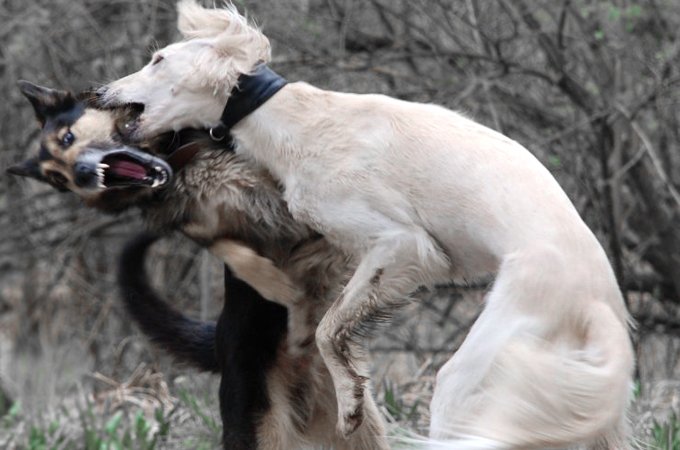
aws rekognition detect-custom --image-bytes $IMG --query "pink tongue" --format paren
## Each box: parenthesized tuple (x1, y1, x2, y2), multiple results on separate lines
(110, 160, 147, 180)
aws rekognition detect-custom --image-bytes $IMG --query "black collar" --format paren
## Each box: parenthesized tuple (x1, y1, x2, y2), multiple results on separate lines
(160, 64, 286, 173)
(209, 64, 287, 142)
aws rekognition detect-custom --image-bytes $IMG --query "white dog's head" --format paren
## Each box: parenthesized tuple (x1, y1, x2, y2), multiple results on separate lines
(100, 0, 270, 138)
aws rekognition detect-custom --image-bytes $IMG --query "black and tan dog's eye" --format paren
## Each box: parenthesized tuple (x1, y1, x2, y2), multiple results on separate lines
(62, 131, 75, 147)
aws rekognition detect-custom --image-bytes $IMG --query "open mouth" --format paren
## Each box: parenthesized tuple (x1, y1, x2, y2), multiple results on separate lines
(93, 148, 172, 189)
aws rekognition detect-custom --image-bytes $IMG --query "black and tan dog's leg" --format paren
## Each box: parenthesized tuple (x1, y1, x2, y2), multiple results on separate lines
(217, 264, 289, 449)
(210, 240, 300, 307)
(210, 239, 312, 355)
(119, 235, 293, 450)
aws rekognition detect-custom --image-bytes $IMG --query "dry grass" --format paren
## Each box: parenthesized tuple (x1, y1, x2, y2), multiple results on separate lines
(2, 293, 679, 449)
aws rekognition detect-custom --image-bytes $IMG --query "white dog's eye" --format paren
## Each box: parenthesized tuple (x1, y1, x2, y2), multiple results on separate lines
(152, 54, 164, 66)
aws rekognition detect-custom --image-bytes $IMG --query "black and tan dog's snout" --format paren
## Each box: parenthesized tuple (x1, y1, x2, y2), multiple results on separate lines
(73, 160, 99, 187)
(73, 151, 112, 189)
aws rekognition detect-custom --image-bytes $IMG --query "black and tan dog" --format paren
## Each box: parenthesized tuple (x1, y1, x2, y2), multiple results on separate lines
(8, 82, 389, 450)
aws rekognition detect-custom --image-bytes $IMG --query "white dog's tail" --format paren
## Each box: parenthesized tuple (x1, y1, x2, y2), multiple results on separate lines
(392, 433, 509, 450)
(422, 247, 634, 449)
(396, 301, 633, 448)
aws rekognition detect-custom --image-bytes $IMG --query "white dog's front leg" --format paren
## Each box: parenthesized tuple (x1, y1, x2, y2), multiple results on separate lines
(315, 227, 450, 438)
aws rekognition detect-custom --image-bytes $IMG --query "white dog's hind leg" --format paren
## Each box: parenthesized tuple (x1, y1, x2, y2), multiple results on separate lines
(429, 297, 528, 440)
(429, 246, 633, 448)
(315, 227, 450, 438)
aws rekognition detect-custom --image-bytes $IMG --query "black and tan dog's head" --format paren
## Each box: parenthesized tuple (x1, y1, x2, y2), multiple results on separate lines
(7, 81, 173, 212)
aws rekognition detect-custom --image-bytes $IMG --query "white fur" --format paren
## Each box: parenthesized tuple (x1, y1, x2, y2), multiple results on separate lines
(103, 2, 635, 449)
(395, 434, 508, 450)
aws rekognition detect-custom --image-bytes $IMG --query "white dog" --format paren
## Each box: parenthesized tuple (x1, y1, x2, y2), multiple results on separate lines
(101, 2, 634, 448)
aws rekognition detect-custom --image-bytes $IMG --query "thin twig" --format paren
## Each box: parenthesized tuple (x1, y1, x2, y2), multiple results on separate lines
(616, 104, 680, 211)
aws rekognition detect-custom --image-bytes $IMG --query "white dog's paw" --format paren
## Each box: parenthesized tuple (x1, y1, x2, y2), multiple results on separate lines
(336, 375, 369, 438)
(337, 405, 363, 438)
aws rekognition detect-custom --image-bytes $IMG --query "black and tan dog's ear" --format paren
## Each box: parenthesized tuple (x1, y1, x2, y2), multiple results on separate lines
(6, 157, 46, 182)
(17, 80, 75, 126)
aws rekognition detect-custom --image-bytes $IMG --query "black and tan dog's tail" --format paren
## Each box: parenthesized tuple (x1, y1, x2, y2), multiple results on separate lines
(118, 233, 218, 373)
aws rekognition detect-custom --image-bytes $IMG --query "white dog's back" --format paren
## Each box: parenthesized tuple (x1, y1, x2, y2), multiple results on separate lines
(241, 84, 609, 274)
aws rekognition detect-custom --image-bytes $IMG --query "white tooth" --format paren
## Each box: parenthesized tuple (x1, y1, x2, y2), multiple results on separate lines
(98, 163, 110, 169)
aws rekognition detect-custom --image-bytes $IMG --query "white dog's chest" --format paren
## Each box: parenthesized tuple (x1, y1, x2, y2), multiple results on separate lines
(283, 179, 327, 233)
(280, 171, 407, 256)
(282, 176, 350, 241)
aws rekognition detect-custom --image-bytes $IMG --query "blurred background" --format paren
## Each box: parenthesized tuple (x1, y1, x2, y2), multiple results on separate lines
(1, 0, 680, 448)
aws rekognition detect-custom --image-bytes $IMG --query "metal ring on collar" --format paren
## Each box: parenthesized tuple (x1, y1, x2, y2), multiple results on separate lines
(209, 126, 226, 141)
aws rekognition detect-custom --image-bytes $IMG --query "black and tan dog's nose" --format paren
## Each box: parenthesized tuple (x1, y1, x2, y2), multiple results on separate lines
(74, 161, 97, 187)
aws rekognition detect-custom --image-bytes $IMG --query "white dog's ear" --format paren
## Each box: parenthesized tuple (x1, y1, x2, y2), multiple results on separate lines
(178, 0, 241, 39)
(177, 1, 271, 62)
(177, 1, 271, 93)
(212, 23, 271, 67)
(178, 0, 216, 38)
